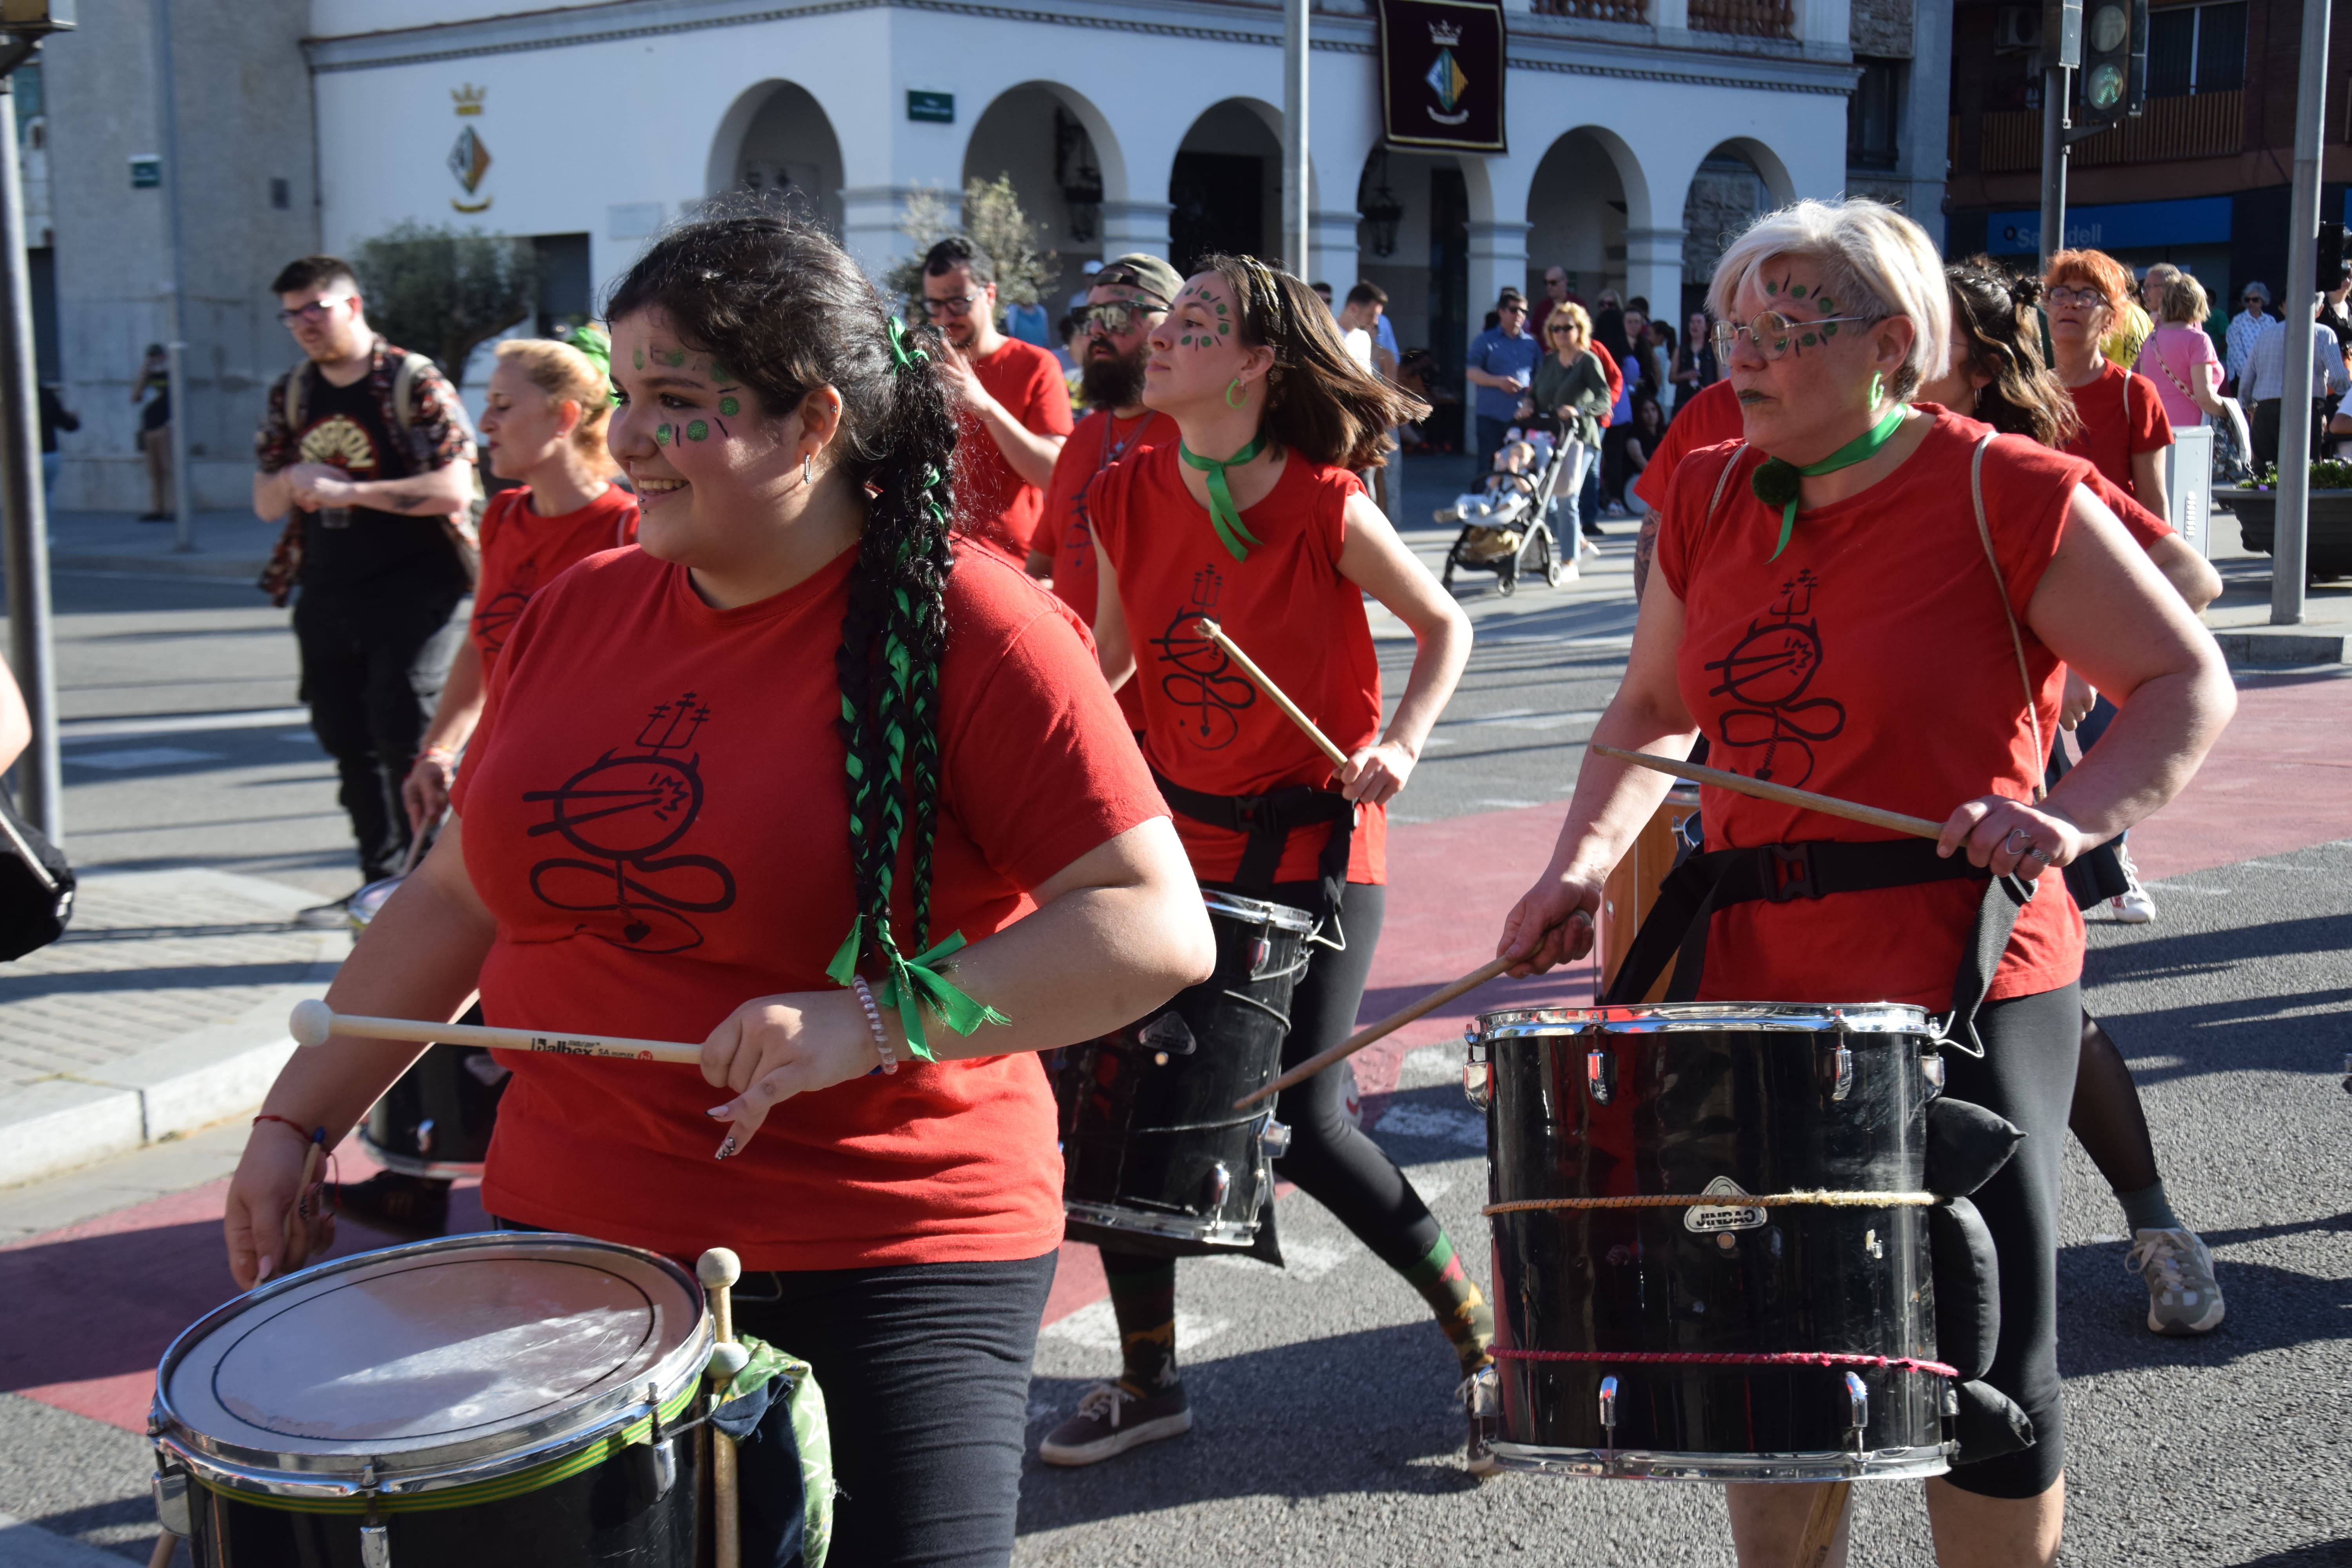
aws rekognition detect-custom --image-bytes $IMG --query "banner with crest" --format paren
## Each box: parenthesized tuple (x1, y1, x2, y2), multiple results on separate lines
(1376, 0, 1507, 153)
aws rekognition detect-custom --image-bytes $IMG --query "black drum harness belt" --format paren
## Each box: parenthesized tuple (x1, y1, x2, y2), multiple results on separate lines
(1150, 768, 1354, 940)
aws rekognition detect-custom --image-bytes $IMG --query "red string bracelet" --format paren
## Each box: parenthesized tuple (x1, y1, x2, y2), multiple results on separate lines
(253, 1113, 315, 1141)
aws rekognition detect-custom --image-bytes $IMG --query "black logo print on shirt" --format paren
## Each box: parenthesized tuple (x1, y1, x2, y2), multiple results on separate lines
(470, 556, 540, 656)
(521, 691, 739, 953)
(1701, 568, 1846, 786)
(1150, 566, 1256, 750)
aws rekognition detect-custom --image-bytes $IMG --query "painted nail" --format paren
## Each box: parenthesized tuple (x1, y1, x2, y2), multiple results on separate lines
(713, 1135, 737, 1160)
(706, 1104, 733, 1118)
(256, 1257, 274, 1283)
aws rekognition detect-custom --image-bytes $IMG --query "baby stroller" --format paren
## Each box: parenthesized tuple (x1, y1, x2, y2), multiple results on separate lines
(1439, 421, 1579, 597)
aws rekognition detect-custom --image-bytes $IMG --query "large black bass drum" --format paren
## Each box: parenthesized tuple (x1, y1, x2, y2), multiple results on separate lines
(350, 874, 506, 1177)
(151, 1233, 713, 1566)
(1464, 1003, 1956, 1482)
(1054, 891, 1312, 1259)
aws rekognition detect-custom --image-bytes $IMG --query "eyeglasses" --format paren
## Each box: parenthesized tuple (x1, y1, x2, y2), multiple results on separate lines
(2045, 285, 2110, 309)
(1073, 301, 1161, 336)
(1711, 310, 1876, 361)
(277, 296, 352, 326)
(1547, 323, 1579, 337)
(919, 294, 982, 319)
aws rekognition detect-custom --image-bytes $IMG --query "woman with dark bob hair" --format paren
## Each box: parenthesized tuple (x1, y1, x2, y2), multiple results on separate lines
(219, 209, 1217, 1565)
(1495, 200, 2234, 1566)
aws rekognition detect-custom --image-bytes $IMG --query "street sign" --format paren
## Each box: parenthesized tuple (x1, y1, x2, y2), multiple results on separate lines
(128, 154, 159, 189)
(906, 90, 953, 123)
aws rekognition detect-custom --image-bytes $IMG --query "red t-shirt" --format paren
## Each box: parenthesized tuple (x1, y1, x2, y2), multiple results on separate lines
(1654, 411, 2089, 1007)
(1633, 376, 1744, 511)
(470, 485, 640, 681)
(956, 338, 1075, 563)
(448, 544, 1163, 1270)
(1091, 443, 1387, 885)
(1041, 408, 1171, 731)
(2061, 360, 2171, 498)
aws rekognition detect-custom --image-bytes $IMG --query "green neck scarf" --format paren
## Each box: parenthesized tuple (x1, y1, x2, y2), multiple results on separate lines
(1178, 431, 1270, 563)
(1751, 404, 1908, 561)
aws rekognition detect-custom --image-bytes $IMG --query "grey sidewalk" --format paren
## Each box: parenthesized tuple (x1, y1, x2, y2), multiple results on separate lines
(0, 869, 346, 1189)
(44, 511, 279, 580)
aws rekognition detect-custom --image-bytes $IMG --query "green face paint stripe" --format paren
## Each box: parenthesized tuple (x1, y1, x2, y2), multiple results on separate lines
(632, 347, 645, 370)
(662, 349, 687, 367)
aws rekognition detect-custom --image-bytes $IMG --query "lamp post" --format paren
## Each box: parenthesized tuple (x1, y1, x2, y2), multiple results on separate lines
(1281, 0, 1309, 276)
(0, 0, 71, 842)
(2270, 0, 2331, 624)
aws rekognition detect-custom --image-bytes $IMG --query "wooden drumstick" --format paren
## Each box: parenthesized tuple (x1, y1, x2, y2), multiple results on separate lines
(1194, 618, 1352, 769)
(277, 1130, 323, 1267)
(289, 1000, 703, 1064)
(1589, 742, 1944, 841)
(1793, 1480, 1852, 1568)
(1237, 955, 1516, 1109)
(699, 1248, 744, 1568)
(145, 1533, 178, 1568)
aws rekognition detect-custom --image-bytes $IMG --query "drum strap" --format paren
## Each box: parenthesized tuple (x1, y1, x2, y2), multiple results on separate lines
(1601, 838, 2033, 1056)
(1149, 767, 1355, 926)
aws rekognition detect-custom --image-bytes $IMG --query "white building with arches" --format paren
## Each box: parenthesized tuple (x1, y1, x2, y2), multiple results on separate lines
(40, 0, 1950, 504)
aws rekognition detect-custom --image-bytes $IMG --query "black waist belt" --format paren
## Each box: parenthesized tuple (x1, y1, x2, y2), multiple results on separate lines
(1150, 767, 1355, 921)
(1602, 838, 2034, 1056)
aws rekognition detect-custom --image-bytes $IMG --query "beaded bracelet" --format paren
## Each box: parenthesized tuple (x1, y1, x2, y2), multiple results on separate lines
(850, 976, 897, 1075)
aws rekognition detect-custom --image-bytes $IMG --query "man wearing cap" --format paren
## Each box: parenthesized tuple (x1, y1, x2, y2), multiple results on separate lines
(920, 235, 1074, 566)
(1464, 288, 1539, 470)
(1032, 256, 1180, 711)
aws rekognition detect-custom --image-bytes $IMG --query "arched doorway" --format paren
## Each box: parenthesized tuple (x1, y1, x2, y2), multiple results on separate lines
(1168, 100, 1281, 273)
(709, 81, 844, 234)
(1682, 142, 1782, 322)
(1524, 129, 1648, 306)
(962, 83, 1123, 316)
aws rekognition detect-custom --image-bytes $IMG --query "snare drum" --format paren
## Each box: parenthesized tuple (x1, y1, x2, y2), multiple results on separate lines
(1598, 782, 1700, 1001)
(151, 1233, 713, 1566)
(1055, 891, 1314, 1252)
(1465, 1003, 1951, 1482)
(349, 877, 508, 1178)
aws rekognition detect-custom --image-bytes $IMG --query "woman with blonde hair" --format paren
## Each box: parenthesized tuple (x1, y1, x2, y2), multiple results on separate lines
(1528, 299, 1612, 554)
(2134, 272, 2236, 433)
(1495, 198, 2234, 1565)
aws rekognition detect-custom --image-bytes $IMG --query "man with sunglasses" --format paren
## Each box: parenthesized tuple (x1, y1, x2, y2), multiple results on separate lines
(252, 254, 477, 922)
(918, 236, 1073, 568)
(1032, 254, 1180, 729)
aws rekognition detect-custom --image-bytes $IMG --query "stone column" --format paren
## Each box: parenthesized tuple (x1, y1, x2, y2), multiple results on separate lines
(1624, 227, 1685, 321)
(1902, 0, 1953, 247)
(1100, 200, 1174, 260)
(1308, 209, 1363, 293)
(1796, 0, 1851, 59)
(1467, 218, 1532, 321)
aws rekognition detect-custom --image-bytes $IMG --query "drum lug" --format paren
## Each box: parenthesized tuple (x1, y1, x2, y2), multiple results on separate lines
(1202, 1160, 1231, 1213)
(1248, 934, 1272, 978)
(1844, 1370, 1869, 1454)
(1598, 1374, 1619, 1458)
(1824, 1045, 1853, 1102)
(1461, 1035, 1492, 1111)
(414, 1117, 435, 1155)
(150, 1465, 191, 1537)
(1922, 1054, 1947, 1098)
(1259, 1117, 1292, 1159)
(1586, 1047, 1614, 1105)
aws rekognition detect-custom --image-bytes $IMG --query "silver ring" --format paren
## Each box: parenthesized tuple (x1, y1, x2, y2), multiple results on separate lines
(2027, 846, 2055, 865)
(2004, 827, 2034, 851)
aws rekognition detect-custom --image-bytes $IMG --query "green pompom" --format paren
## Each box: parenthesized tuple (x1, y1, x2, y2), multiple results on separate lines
(1750, 457, 1802, 509)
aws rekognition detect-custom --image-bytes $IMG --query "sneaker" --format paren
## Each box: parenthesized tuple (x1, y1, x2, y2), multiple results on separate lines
(335, 1172, 452, 1238)
(1038, 1381, 1191, 1466)
(2126, 1227, 2225, 1336)
(2109, 846, 2156, 924)
(1459, 1361, 1501, 1477)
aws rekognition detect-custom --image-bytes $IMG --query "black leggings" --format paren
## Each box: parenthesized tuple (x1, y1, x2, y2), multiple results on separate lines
(1940, 981, 2081, 1501)
(1104, 879, 1444, 1274)
(494, 1217, 1055, 1568)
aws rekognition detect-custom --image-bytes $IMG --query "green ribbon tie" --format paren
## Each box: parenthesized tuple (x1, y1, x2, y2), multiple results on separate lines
(886, 315, 930, 376)
(1751, 403, 1907, 561)
(1179, 432, 1269, 563)
(825, 928, 1008, 1063)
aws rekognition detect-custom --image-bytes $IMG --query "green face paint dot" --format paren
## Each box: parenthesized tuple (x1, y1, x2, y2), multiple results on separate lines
(1817, 297, 1835, 311)
(685, 420, 709, 441)
(664, 350, 687, 368)
(1765, 280, 1780, 295)
(1801, 332, 1818, 347)
(710, 363, 734, 386)
(1217, 323, 1230, 335)
(655, 425, 671, 445)
(1790, 284, 1809, 299)
(719, 396, 740, 417)
(1822, 323, 1839, 337)
(1215, 304, 1228, 315)
(632, 347, 645, 370)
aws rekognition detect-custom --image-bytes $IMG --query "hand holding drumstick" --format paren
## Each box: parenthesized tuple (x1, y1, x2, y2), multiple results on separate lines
(1193, 619, 1419, 807)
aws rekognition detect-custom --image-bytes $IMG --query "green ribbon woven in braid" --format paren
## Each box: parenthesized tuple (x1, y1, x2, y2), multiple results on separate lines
(822, 322, 1010, 1061)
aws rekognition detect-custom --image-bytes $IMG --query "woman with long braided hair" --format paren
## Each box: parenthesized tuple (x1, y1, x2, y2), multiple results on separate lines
(1040, 254, 1481, 1470)
(219, 209, 1215, 1566)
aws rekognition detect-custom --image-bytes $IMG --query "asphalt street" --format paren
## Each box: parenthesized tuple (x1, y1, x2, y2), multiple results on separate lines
(0, 457, 2347, 1565)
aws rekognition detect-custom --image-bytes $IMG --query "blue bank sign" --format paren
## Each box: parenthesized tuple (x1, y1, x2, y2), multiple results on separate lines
(1986, 196, 2234, 256)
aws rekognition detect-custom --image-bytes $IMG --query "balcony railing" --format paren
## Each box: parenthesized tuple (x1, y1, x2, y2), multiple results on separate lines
(1689, 0, 1793, 36)
(1972, 90, 2245, 174)
(1532, 0, 1650, 20)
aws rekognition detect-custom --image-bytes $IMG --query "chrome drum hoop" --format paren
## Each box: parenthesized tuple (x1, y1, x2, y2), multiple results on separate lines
(1487, 1441, 1951, 1484)
(150, 1233, 713, 1501)
(1062, 1196, 1265, 1249)
(1473, 1001, 1935, 1042)
(1200, 890, 1317, 935)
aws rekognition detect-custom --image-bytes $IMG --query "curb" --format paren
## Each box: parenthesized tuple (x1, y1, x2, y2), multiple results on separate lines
(0, 871, 349, 1191)
(2213, 626, 2350, 666)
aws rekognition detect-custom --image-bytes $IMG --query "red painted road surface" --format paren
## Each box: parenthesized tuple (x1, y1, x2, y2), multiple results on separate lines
(7, 671, 2343, 1434)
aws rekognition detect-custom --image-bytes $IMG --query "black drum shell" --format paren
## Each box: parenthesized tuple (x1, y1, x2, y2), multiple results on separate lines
(180, 1429, 701, 1567)
(359, 1005, 505, 1178)
(1056, 896, 1310, 1252)
(1483, 1011, 1944, 1467)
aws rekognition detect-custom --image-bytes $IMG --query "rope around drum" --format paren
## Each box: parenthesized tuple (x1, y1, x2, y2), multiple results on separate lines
(1481, 1191, 1938, 1215)
(1486, 1348, 1961, 1378)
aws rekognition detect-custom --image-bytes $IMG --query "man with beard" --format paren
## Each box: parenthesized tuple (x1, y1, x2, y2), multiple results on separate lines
(1031, 253, 1182, 728)
(920, 236, 1073, 566)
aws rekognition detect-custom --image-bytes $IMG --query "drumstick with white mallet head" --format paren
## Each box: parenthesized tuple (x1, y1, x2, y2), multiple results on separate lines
(289, 999, 705, 1064)
(699, 1248, 747, 1568)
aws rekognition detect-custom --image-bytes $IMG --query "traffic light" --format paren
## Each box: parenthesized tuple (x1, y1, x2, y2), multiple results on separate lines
(2079, 0, 2147, 125)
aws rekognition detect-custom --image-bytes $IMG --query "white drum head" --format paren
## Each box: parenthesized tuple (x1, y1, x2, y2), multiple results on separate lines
(159, 1235, 704, 1469)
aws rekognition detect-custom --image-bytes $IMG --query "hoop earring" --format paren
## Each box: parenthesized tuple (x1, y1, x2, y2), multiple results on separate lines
(1225, 376, 1248, 410)
(1869, 371, 1885, 405)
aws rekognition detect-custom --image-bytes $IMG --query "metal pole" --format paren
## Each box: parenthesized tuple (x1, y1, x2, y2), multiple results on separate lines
(1281, 0, 1310, 277)
(150, 0, 194, 552)
(0, 55, 62, 842)
(2036, 64, 2068, 271)
(2270, 0, 2330, 624)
